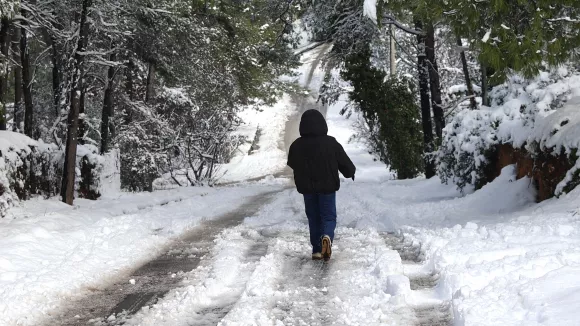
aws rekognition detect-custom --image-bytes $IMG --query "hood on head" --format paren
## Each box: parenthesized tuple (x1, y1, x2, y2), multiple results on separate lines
(299, 109, 328, 137)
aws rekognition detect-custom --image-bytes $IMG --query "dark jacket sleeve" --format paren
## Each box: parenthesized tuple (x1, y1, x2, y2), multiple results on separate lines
(287, 142, 296, 170)
(335, 140, 356, 178)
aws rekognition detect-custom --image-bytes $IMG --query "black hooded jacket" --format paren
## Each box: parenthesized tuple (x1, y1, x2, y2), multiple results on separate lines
(287, 109, 356, 194)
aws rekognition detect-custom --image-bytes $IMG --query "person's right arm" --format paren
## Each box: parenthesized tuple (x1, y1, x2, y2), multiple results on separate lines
(335, 141, 356, 179)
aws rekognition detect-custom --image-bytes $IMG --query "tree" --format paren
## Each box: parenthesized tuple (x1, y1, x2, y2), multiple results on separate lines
(61, 0, 92, 205)
(0, 17, 9, 130)
(20, 6, 33, 137)
(12, 26, 21, 131)
(456, 37, 477, 109)
(425, 23, 443, 143)
(415, 19, 435, 178)
(442, 0, 580, 81)
(342, 46, 423, 179)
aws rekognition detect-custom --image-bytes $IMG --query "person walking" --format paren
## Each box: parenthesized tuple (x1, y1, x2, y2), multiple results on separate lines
(287, 109, 356, 261)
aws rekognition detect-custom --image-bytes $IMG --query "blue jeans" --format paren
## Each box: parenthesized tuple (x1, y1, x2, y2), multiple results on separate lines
(303, 193, 337, 253)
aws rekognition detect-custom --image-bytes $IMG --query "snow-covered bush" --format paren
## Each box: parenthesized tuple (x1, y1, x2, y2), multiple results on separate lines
(0, 132, 104, 217)
(117, 88, 243, 191)
(438, 65, 580, 194)
(437, 110, 499, 191)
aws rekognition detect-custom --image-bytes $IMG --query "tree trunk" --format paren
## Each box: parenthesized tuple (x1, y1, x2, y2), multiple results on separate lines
(456, 37, 477, 109)
(78, 86, 86, 144)
(12, 26, 22, 132)
(415, 20, 435, 178)
(0, 18, 10, 131)
(101, 51, 116, 154)
(125, 58, 134, 101)
(49, 36, 61, 116)
(20, 9, 34, 138)
(61, 0, 92, 205)
(145, 61, 155, 103)
(389, 26, 396, 76)
(481, 62, 489, 106)
(425, 23, 444, 144)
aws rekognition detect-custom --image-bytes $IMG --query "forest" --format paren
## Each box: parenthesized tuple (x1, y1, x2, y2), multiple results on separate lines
(0, 0, 578, 210)
(0, 0, 302, 209)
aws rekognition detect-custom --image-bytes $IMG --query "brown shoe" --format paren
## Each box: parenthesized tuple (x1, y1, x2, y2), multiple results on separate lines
(312, 252, 323, 260)
(321, 235, 332, 261)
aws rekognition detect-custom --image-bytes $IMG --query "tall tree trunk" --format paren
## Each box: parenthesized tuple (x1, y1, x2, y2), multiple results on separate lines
(20, 9, 34, 138)
(389, 26, 396, 76)
(145, 61, 155, 103)
(481, 62, 489, 106)
(49, 36, 61, 116)
(12, 26, 22, 132)
(125, 58, 134, 101)
(101, 51, 116, 154)
(415, 20, 435, 178)
(456, 37, 477, 109)
(425, 23, 444, 144)
(0, 18, 10, 131)
(78, 86, 86, 144)
(61, 0, 92, 205)
(39, 27, 61, 116)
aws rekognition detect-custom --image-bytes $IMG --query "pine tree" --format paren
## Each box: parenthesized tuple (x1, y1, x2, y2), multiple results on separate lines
(442, 0, 580, 81)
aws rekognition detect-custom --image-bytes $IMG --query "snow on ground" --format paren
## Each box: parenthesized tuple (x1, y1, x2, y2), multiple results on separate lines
(333, 164, 580, 325)
(218, 98, 296, 183)
(0, 184, 284, 326)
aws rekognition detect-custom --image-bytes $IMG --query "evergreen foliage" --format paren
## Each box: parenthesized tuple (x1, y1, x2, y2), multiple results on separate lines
(414, 0, 580, 81)
(342, 47, 423, 179)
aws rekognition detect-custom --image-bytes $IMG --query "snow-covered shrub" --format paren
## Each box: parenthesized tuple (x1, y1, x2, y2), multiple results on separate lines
(0, 132, 104, 217)
(438, 110, 500, 191)
(117, 88, 243, 191)
(438, 65, 580, 194)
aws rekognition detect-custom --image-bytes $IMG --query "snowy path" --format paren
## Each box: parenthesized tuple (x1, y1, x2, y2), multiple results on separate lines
(87, 189, 452, 326)
(38, 190, 281, 325)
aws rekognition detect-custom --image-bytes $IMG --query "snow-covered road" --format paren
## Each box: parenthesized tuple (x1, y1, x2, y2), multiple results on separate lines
(48, 187, 448, 326)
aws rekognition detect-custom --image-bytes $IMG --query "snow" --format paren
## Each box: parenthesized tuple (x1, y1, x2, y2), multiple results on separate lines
(217, 98, 295, 183)
(0, 184, 284, 325)
(440, 65, 580, 191)
(0, 131, 36, 153)
(363, 0, 378, 24)
(482, 29, 492, 43)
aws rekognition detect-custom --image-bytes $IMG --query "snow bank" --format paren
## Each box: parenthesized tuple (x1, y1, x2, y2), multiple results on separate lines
(333, 164, 580, 325)
(439, 65, 580, 193)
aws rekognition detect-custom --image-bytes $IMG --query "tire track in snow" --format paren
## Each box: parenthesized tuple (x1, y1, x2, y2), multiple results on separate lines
(38, 191, 279, 326)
